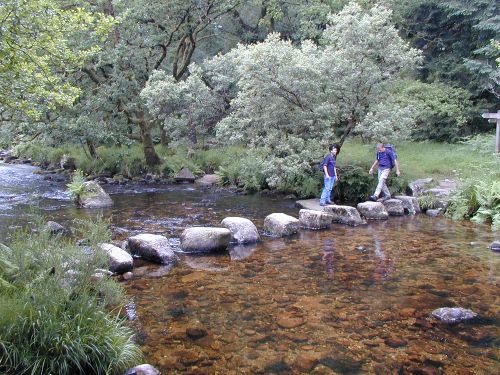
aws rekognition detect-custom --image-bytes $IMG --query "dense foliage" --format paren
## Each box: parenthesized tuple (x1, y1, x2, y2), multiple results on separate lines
(0, 218, 141, 374)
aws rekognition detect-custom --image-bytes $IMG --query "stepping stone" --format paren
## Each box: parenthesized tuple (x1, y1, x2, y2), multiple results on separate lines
(264, 213, 299, 237)
(180, 227, 231, 253)
(299, 209, 333, 230)
(356, 202, 388, 220)
(99, 243, 133, 274)
(324, 205, 365, 226)
(394, 195, 421, 214)
(221, 217, 260, 244)
(128, 234, 178, 264)
(383, 199, 405, 216)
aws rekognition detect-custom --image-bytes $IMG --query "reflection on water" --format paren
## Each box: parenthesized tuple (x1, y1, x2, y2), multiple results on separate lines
(0, 162, 498, 373)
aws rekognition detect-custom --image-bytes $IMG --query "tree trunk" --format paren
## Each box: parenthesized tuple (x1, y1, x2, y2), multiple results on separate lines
(138, 113, 161, 166)
(86, 139, 97, 159)
(339, 117, 357, 147)
(159, 126, 168, 146)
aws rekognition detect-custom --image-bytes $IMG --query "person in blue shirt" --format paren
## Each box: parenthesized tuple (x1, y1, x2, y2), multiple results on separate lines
(368, 143, 401, 201)
(319, 144, 340, 206)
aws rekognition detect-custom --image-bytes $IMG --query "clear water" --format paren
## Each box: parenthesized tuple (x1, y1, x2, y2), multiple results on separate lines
(0, 161, 498, 374)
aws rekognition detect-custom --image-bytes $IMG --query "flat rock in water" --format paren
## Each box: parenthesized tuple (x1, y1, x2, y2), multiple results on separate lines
(299, 209, 333, 230)
(221, 217, 260, 244)
(180, 227, 231, 253)
(356, 202, 388, 220)
(489, 241, 500, 252)
(432, 307, 477, 324)
(426, 208, 442, 217)
(296, 199, 331, 212)
(128, 234, 178, 264)
(394, 195, 421, 214)
(324, 205, 365, 226)
(383, 199, 405, 216)
(263, 213, 299, 237)
(174, 167, 195, 183)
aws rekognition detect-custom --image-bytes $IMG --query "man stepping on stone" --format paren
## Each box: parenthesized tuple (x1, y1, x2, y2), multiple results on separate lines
(368, 143, 400, 201)
(319, 144, 340, 206)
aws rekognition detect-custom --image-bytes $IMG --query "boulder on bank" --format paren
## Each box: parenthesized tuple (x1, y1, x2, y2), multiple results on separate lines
(383, 199, 405, 216)
(78, 181, 113, 208)
(99, 243, 133, 274)
(45, 221, 70, 236)
(299, 209, 333, 230)
(196, 174, 219, 186)
(263, 213, 299, 237)
(356, 202, 388, 220)
(407, 177, 433, 196)
(221, 217, 260, 244)
(394, 195, 421, 214)
(431, 307, 477, 324)
(128, 234, 178, 264)
(323, 205, 365, 226)
(180, 227, 231, 253)
(174, 167, 196, 183)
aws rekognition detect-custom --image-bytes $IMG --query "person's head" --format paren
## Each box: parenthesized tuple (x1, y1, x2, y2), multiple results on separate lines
(329, 143, 340, 155)
(376, 143, 385, 152)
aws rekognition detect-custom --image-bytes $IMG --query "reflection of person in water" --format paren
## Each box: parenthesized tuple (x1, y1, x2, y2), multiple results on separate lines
(370, 226, 395, 281)
(322, 239, 335, 279)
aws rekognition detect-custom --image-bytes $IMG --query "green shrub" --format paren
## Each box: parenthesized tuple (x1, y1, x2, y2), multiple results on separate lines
(333, 166, 373, 204)
(160, 154, 203, 178)
(67, 169, 86, 202)
(0, 219, 141, 375)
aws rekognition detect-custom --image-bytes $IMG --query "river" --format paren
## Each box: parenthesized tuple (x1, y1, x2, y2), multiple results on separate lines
(0, 161, 498, 374)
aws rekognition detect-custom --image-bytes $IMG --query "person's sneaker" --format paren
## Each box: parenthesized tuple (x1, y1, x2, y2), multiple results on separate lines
(369, 195, 378, 202)
(326, 200, 335, 205)
(319, 202, 326, 206)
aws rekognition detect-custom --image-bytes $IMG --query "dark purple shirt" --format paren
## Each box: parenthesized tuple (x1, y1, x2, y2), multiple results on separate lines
(322, 154, 336, 177)
(377, 150, 395, 170)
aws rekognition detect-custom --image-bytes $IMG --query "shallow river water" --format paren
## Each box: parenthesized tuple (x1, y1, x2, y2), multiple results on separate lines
(0, 162, 498, 374)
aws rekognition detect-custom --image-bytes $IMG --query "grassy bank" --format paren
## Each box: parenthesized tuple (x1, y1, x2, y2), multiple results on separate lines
(0, 218, 141, 374)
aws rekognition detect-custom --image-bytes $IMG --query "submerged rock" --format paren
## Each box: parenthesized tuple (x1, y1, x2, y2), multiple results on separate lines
(356, 202, 388, 220)
(263, 213, 299, 237)
(99, 243, 133, 274)
(489, 241, 500, 252)
(394, 195, 421, 214)
(299, 209, 333, 230)
(128, 234, 178, 264)
(382, 199, 405, 216)
(431, 307, 477, 324)
(180, 227, 231, 253)
(324, 205, 365, 226)
(78, 181, 113, 208)
(221, 217, 260, 244)
(124, 364, 160, 375)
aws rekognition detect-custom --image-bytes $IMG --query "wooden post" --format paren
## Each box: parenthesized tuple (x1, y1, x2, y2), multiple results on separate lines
(481, 110, 500, 154)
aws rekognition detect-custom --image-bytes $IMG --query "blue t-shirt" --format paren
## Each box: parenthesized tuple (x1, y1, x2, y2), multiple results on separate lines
(377, 150, 394, 170)
(322, 154, 336, 177)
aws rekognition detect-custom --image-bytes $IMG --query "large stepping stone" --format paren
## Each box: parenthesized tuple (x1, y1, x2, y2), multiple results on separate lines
(180, 227, 231, 253)
(383, 199, 405, 216)
(323, 205, 365, 226)
(221, 217, 260, 244)
(394, 195, 421, 214)
(296, 199, 330, 212)
(299, 209, 333, 230)
(263, 213, 299, 237)
(357, 202, 388, 220)
(432, 307, 477, 324)
(99, 243, 133, 274)
(78, 181, 113, 208)
(128, 234, 178, 264)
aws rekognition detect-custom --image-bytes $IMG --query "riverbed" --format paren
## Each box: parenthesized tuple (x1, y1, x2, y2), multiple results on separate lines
(0, 161, 498, 374)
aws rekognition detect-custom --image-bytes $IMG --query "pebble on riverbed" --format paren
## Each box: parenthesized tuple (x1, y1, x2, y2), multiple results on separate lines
(489, 241, 500, 252)
(431, 307, 477, 324)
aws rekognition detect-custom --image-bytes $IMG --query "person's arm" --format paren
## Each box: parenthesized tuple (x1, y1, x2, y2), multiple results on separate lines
(369, 160, 378, 175)
(394, 159, 401, 177)
(335, 166, 339, 181)
(323, 164, 330, 178)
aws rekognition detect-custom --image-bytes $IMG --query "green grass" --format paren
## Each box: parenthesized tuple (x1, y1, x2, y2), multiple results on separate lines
(0, 218, 142, 375)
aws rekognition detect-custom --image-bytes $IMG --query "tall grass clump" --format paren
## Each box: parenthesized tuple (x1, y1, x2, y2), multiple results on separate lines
(0, 218, 141, 375)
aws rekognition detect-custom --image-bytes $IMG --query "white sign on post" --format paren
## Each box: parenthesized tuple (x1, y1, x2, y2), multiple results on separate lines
(481, 110, 500, 154)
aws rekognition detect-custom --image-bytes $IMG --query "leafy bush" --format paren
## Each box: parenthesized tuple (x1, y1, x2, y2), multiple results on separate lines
(160, 154, 203, 178)
(66, 169, 86, 202)
(333, 166, 373, 204)
(0, 219, 141, 374)
(446, 175, 500, 230)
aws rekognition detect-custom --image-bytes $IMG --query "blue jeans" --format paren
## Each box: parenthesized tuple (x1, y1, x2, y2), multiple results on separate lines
(320, 176, 336, 204)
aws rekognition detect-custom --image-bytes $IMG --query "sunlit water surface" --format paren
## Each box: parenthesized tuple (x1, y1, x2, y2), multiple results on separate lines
(0, 161, 498, 374)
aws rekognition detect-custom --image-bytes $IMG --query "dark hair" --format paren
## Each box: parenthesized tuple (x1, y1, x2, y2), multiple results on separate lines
(329, 143, 341, 154)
